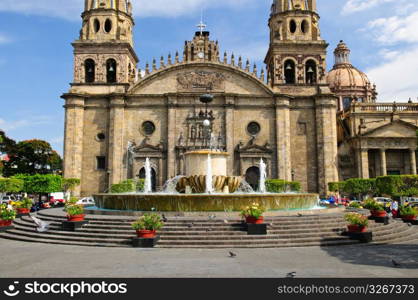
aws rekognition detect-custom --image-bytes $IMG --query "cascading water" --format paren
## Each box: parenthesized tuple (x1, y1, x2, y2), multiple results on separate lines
(235, 180, 255, 194)
(162, 175, 185, 194)
(205, 154, 214, 194)
(144, 158, 152, 194)
(259, 158, 267, 193)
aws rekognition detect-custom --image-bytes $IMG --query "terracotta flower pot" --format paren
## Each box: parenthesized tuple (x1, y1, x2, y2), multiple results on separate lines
(136, 230, 157, 238)
(17, 208, 30, 214)
(0, 219, 13, 227)
(347, 225, 367, 233)
(401, 215, 417, 221)
(245, 216, 264, 224)
(371, 210, 387, 218)
(67, 214, 85, 222)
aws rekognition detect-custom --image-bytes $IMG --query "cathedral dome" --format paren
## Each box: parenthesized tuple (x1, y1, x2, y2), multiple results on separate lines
(326, 41, 371, 89)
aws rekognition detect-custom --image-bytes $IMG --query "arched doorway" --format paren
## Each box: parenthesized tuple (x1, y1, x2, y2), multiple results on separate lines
(245, 166, 260, 191)
(138, 167, 157, 191)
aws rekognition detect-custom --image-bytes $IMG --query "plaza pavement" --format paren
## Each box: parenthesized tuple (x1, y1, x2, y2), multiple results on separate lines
(0, 239, 417, 278)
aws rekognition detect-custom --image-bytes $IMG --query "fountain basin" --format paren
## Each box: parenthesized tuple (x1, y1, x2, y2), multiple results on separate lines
(94, 193, 319, 212)
(184, 150, 228, 177)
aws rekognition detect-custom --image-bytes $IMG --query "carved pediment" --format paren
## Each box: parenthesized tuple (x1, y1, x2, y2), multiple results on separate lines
(361, 120, 418, 138)
(132, 137, 164, 152)
(177, 71, 226, 92)
(236, 137, 273, 153)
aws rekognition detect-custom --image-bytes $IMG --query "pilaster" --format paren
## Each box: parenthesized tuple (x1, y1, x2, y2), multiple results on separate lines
(275, 96, 292, 181)
(225, 96, 235, 175)
(108, 97, 125, 185)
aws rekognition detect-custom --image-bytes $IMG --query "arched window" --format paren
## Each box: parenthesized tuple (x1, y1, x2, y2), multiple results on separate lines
(289, 20, 297, 34)
(301, 20, 309, 33)
(106, 59, 117, 83)
(104, 19, 112, 33)
(84, 59, 95, 83)
(305, 59, 317, 84)
(284, 59, 296, 84)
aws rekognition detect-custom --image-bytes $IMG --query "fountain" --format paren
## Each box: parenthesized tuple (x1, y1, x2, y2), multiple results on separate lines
(259, 158, 267, 193)
(143, 157, 152, 194)
(94, 94, 319, 212)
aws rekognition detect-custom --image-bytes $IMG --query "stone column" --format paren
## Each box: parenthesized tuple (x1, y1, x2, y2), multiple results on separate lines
(360, 149, 369, 179)
(410, 149, 417, 175)
(380, 149, 387, 176)
(63, 96, 85, 196)
(108, 97, 125, 186)
(225, 96, 235, 175)
(275, 96, 292, 181)
(315, 96, 339, 196)
(166, 95, 177, 179)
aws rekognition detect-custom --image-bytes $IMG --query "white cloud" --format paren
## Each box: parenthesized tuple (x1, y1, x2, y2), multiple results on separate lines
(0, 116, 52, 132)
(342, 0, 396, 15)
(367, 46, 418, 102)
(0, 0, 254, 20)
(0, 33, 11, 44)
(368, 11, 418, 45)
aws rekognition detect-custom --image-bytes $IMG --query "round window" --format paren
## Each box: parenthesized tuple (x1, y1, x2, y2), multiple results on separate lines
(96, 133, 106, 141)
(142, 121, 156, 136)
(247, 122, 261, 136)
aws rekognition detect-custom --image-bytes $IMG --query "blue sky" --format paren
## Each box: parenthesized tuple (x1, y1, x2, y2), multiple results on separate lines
(0, 0, 417, 155)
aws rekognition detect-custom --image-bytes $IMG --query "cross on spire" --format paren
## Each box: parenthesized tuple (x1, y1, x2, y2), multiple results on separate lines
(197, 9, 207, 34)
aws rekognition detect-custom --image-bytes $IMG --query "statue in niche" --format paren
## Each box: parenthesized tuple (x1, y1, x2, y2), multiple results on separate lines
(190, 126, 196, 140)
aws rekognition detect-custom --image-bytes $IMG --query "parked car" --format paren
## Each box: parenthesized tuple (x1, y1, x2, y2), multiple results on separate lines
(0, 195, 16, 204)
(49, 193, 66, 206)
(76, 197, 95, 206)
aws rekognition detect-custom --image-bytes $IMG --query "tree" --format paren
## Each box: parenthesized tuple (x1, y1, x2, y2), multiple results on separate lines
(62, 178, 81, 197)
(0, 178, 24, 193)
(3, 139, 62, 177)
(343, 178, 376, 199)
(13, 174, 62, 195)
(0, 130, 16, 177)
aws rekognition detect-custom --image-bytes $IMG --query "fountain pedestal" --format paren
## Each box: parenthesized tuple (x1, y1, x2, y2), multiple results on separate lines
(184, 150, 228, 177)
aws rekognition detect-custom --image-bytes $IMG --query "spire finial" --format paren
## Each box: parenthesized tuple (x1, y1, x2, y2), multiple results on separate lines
(197, 9, 207, 34)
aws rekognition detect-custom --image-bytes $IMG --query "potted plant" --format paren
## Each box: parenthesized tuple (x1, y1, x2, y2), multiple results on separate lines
(131, 213, 164, 238)
(362, 198, 387, 217)
(65, 197, 85, 222)
(240, 203, 265, 224)
(345, 212, 369, 233)
(15, 198, 33, 215)
(347, 201, 362, 209)
(399, 205, 418, 221)
(0, 204, 16, 227)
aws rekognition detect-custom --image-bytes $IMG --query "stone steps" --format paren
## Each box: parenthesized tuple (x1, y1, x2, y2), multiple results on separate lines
(0, 211, 416, 248)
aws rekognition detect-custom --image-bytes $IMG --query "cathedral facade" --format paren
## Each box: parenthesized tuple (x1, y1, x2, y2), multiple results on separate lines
(62, 0, 418, 197)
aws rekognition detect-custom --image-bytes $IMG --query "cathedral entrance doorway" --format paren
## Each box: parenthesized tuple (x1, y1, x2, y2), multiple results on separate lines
(245, 166, 260, 191)
(138, 167, 157, 191)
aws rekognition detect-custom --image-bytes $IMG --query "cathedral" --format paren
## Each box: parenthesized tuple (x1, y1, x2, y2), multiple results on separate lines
(62, 0, 418, 197)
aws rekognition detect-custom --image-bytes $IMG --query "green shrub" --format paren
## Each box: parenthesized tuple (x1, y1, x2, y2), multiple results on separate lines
(0, 203, 16, 220)
(362, 198, 384, 212)
(0, 178, 24, 193)
(110, 179, 145, 193)
(65, 204, 84, 216)
(345, 213, 369, 227)
(399, 205, 418, 217)
(342, 178, 376, 198)
(131, 213, 164, 231)
(240, 202, 265, 218)
(266, 179, 301, 193)
(328, 182, 346, 193)
(348, 201, 362, 209)
(12, 174, 62, 194)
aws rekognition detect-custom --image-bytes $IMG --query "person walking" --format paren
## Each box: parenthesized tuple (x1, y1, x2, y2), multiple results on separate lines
(390, 200, 399, 218)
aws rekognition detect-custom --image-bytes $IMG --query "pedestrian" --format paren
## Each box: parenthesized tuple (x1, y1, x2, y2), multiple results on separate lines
(390, 200, 399, 218)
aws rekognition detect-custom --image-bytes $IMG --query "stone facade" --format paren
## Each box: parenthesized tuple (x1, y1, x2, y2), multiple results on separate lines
(62, 0, 416, 198)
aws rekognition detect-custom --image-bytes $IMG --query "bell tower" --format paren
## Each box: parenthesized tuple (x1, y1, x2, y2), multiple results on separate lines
(265, 0, 327, 88)
(73, 0, 138, 85)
